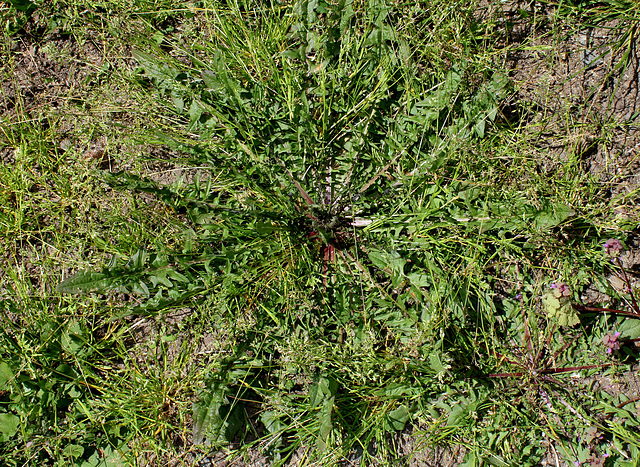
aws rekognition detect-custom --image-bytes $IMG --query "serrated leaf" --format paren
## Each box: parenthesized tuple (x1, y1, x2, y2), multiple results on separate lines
(617, 318, 640, 340)
(193, 383, 244, 446)
(533, 203, 575, 230)
(309, 376, 337, 451)
(150, 270, 173, 288)
(187, 99, 203, 131)
(193, 389, 225, 445)
(368, 249, 388, 270)
(127, 248, 148, 269)
(132, 49, 178, 85)
(167, 269, 189, 283)
(131, 280, 150, 296)
(429, 352, 451, 381)
(542, 294, 560, 312)
(57, 270, 112, 294)
(309, 375, 337, 408)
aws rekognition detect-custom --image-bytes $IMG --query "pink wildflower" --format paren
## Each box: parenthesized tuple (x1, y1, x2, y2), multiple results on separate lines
(604, 239, 624, 256)
(551, 282, 571, 297)
(603, 332, 621, 353)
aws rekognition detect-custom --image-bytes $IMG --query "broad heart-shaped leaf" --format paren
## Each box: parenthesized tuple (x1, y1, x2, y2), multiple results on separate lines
(384, 404, 410, 431)
(8, 0, 37, 13)
(0, 363, 13, 389)
(61, 320, 87, 356)
(617, 317, 640, 340)
(0, 413, 19, 439)
(82, 443, 130, 467)
(63, 444, 84, 459)
(56, 270, 113, 294)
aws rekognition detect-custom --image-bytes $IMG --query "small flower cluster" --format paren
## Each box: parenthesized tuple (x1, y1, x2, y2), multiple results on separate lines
(550, 282, 571, 297)
(603, 239, 623, 257)
(584, 426, 602, 444)
(602, 332, 621, 354)
(574, 453, 610, 467)
(587, 452, 609, 467)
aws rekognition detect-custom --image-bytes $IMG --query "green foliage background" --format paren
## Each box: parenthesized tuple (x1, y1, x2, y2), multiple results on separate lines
(1, 0, 640, 465)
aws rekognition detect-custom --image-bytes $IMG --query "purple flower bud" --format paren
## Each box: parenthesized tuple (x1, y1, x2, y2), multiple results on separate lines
(603, 332, 621, 353)
(604, 239, 624, 256)
(551, 282, 570, 297)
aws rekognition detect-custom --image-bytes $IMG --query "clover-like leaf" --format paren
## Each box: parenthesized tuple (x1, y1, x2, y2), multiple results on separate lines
(542, 292, 579, 327)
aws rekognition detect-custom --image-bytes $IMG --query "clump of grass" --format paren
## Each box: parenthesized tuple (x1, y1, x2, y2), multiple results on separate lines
(0, 2, 201, 465)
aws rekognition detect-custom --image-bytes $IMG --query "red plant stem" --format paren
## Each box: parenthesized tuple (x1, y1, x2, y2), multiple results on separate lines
(572, 304, 640, 318)
(541, 364, 611, 374)
(487, 371, 525, 378)
(571, 257, 640, 318)
(617, 396, 640, 409)
(615, 257, 640, 313)
(486, 363, 611, 379)
(621, 337, 640, 344)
